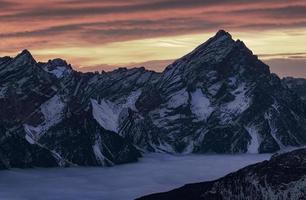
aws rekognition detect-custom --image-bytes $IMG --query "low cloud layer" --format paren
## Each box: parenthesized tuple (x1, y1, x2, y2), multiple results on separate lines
(0, 154, 270, 200)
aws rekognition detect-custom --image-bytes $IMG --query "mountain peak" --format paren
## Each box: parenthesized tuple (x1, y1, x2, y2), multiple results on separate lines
(14, 49, 36, 64)
(18, 49, 33, 58)
(205, 29, 233, 47)
(215, 29, 232, 39)
(167, 30, 235, 68)
(47, 58, 70, 68)
(40, 58, 73, 78)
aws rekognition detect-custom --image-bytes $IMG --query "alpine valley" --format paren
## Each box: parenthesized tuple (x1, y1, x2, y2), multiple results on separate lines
(1, 30, 306, 170)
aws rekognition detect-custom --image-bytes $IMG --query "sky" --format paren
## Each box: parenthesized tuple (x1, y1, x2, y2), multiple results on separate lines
(1, 0, 306, 77)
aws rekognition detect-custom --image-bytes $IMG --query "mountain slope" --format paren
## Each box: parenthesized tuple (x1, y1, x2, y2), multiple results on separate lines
(282, 77, 306, 101)
(137, 148, 306, 200)
(120, 30, 306, 153)
(1, 30, 306, 169)
(0, 51, 155, 168)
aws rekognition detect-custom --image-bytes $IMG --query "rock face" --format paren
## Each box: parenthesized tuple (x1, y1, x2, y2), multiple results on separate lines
(137, 148, 306, 200)
(1, 30, 306, 169)
(120, 30, 306, 154)
(0, 51, 151, 168)
(282, 77, 306, 101)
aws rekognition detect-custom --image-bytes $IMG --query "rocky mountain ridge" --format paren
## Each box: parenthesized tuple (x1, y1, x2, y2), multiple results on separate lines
(1, 30, 306, 169)
(282, 77, 306, 101)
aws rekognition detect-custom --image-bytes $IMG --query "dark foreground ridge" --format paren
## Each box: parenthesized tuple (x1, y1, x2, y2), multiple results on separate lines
(1, 30, 306, 169)
(137, 148, 306, 200)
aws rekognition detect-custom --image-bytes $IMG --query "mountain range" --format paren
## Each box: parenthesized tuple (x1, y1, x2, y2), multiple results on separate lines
(1, 30, 306, 169)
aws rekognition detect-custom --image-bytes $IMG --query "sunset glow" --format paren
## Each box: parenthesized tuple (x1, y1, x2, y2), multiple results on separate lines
(1, 0, 306, 75)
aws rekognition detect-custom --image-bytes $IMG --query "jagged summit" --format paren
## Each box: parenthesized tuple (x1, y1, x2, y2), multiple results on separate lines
(47, 58, 69, 67)
(14, 49, 36, 64)
(20, 49, 32, 56)
(137, 30, 306, 154)
(209, 29, 233, 44)
(8, 49, 73, 79)
(9, 49, 36, 68)
(204, 29, 233, 45)
(164, 30, 238, 72)
(215, 29, 231, 38)
(1, 31, 306, 170)
(160, 29, 265, 90)
(40, 58, 73, 78)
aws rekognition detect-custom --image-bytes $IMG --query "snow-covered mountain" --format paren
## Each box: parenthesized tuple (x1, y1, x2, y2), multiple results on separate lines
(138, 148, 306, 200)
(1, 30, 306, 169)
(0, 51, 153, 169)
(120, 30, 306, 154)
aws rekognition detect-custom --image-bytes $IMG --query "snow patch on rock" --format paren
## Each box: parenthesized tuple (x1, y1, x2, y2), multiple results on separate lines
(124, 90, 142, 111)
(43, 65, 71, 78)
(191, 89, 213, 121)
(92, 135, 113, 166)
(246, 125, 260, 153)
(91, 99, 119, 133)
(91, 90, 143, 132)
(223, 84, 250, 114)
(24, 95, 65, 142)
(265, 110, 284, 149)
(41, 95, 65, 126)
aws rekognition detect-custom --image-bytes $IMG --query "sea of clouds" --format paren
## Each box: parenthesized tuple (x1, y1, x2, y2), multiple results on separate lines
(0, 153, 271, 200)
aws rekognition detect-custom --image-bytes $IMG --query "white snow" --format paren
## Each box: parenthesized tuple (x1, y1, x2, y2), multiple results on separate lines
(245, 125, 260, 153)
(92, 143, 106, 165)
(265, 110, 285, 149)
(41, 95, 65, 126)
(24, 95, 65, 142)
(0, 154, 271, 200)
(91, 90, 142, 132)
(191, 89, 214, 121)
(217, 84, 251, 125)
(92, 135, 113, 166)
(190, 33, 234, 64)
(44, 66, 71, 78)
(223, 84, 250, 114)
(91, 99, 119, 133)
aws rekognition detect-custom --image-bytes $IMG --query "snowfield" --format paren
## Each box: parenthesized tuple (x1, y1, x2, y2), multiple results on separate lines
(0, 154, 271, 200)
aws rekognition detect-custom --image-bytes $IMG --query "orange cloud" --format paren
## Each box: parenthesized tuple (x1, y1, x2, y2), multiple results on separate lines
(1, 0, 306, 76)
